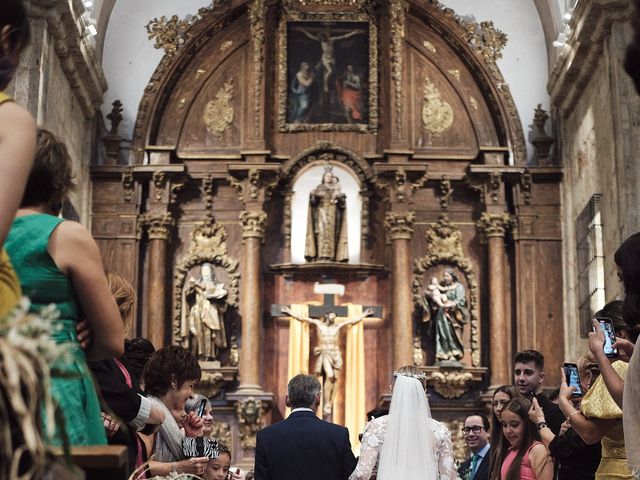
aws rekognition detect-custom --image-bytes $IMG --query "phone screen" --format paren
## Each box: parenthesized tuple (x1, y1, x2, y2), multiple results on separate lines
(598, 318, 618, 358)
(196, 398, 207, 417)
(563, 363, 582, 397)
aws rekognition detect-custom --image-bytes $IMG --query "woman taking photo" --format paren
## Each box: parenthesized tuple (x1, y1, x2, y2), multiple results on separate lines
(494, 397, 553, 480)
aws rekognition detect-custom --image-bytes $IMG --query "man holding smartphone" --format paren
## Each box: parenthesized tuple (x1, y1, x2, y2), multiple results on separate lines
(513, 350, 564, 435)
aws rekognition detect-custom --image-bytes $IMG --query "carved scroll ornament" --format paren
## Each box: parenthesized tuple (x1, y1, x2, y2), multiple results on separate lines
(146, 15, 191, 57)
(384, 211, 415, 241)
(413, 215, 480, 366)
(204, 78, 235, 139)
(476, 212, 513, 238)
(422, 78, 454, 138)
(236, 397, 264, 450)
(429, 370, 474, 398)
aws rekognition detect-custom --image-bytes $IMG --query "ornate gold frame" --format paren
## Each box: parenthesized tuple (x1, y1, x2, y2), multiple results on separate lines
(276, 11, 378, 133)
(412, 215, 480, 367)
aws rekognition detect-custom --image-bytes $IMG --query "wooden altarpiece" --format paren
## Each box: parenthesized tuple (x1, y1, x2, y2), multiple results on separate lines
(90, 0, 563, 465)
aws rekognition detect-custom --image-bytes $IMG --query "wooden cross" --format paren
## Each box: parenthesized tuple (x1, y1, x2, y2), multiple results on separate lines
(270, 277, 383, 319)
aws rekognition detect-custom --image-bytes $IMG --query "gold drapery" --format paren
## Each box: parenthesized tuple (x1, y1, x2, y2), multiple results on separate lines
(286, 304, 310, 417)
(345, 304, 365, 454)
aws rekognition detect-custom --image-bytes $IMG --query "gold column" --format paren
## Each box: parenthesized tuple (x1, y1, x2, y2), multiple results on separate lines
(238, 210, 267, 391)
(477, 212, 511, 387)
(385, 211, 415, 369)
(141, 212, 174, 349)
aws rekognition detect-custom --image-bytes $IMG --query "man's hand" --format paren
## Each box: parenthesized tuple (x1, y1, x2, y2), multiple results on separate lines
(101, 412, 121, 438)
(76, 319, 92, 349)
(184, 411, 205, 437)
(588, 319, 606, 357)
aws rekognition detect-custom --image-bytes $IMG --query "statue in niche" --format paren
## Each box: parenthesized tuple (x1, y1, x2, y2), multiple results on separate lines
(281, 305, 374, 417)
(181, 263, 228, 360)
(422, 269, 469, 364)
(304, 165, 349, 263)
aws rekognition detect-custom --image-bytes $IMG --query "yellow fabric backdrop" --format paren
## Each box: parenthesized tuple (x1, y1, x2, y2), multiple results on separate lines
(344, 304, 365, 454)
(286, 304, 310, 417)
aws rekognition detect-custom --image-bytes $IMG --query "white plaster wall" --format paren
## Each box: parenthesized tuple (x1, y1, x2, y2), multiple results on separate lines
(101, 0, 211, 143)
(102, 0, 550, 163)
(441, 0, 550, 164)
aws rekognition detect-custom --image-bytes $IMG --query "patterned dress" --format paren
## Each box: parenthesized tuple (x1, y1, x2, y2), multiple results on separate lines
(349, 415, 457, 480)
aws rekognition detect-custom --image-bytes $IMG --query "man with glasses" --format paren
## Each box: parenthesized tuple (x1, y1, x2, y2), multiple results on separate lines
(457, 413, 490, 480)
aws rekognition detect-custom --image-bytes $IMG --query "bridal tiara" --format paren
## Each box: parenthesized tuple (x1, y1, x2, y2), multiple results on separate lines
(393, 370, 427, 381)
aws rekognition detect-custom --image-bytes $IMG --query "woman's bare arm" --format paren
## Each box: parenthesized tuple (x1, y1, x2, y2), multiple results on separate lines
(49, 221, 124, 360)
(0, 103, 36, 247)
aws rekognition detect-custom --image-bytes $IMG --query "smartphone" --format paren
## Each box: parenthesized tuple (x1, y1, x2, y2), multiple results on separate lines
(562, 362, 582, 397)
(196, 398, 207, 417)
(595, 317, 618, 358)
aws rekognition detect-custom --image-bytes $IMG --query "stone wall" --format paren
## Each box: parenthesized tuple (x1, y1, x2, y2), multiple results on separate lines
(5, 1, 107, 225)
(550, 0, 640, 360)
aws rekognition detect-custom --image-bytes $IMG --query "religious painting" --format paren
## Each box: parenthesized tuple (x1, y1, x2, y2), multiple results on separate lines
(277, 14, 378, 132)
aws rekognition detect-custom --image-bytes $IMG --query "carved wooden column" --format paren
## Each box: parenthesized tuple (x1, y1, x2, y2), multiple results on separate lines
(385, 211, 416, 368)
(141, 212, 174, 348)
(228, 166, 279, 392)
(477, 212, 512, 387)
(375, 163, 427, 369)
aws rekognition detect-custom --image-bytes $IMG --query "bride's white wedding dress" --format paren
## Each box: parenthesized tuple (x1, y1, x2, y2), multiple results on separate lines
(348, 374, 457, 480)
(348, 415, 457, 480)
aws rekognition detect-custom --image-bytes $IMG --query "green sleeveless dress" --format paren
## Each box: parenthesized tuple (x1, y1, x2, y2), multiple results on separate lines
(0, 91, 22, 318)
(5, 214, 107, 446)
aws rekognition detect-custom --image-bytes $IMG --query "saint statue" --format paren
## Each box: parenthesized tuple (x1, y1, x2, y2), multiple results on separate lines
(422, 269, 469, 363)
(181, 263, 228, 361)
(304, 166, 349, 263)
(281, 305, 374, 417)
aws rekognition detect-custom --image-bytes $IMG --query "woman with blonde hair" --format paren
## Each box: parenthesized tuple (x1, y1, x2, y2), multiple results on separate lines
(349, 365, 456, 480)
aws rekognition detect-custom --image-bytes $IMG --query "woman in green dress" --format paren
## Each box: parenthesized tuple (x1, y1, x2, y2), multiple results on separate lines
(5, 129, 124, 445)
(0, 0, 37, 318)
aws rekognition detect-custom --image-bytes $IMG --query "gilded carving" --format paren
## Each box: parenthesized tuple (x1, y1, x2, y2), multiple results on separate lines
(476, 212, 512, 238)
(122, 167, 134, 203)
(439, 176, 452, 211)
(469, 96, 479, 110)
(413, 215, 480, 366)
(201, 175, 216, 214)
(423, 40, 437, 53)
(249, 0, 265, 138)
(429, 370, 474, 398)
(195, 68, 207, 81)
(443, 419, 467, 463)
(384, 211, 415, 241)
(447, 69, 460, 81)
(465, 20, 508, 64)
(220, 40, 234, 52)
(145, 15, 191, 57)
(173, 221, 240, 347)
(210, 421, 232, 449)
(240, 210, 268, 239)
(153, 171, 167, 203)
(520, 170, 532, 205)
(236, 398, 264, 450)
(229, 169, 279, 205)
(390, 0, 408, 134)
(413, 336, 424, 366)
(374, 168, 428, 205)
(140, 212, 174, 240)
(297, 0, 366, 5)
(199, 370, 226, 398)
(422, 78, 454, 138)
(488, 172, 502, 204)
(204, 78, 235, 139)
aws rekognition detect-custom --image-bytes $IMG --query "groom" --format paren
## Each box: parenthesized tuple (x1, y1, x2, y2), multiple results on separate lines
(254, 374, 356, 480)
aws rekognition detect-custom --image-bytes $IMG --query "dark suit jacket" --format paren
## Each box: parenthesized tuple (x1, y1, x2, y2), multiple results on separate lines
(254, 410, 357, 480)
(457, 448, 490, 480)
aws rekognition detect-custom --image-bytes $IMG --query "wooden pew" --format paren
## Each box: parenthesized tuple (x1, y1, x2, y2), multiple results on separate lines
(52, 445, 129, 480)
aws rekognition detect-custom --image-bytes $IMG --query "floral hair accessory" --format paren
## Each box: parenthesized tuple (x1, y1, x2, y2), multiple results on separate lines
(393, 370, 427, 381)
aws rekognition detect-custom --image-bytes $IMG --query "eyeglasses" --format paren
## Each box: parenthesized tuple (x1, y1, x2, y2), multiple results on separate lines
(461, 426, 486, 435)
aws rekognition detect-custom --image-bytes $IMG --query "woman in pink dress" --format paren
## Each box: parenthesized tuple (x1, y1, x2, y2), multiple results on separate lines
(494, 397, 553, 480)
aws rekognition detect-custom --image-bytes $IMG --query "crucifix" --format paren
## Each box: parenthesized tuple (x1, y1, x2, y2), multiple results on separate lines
(271, 278, 383, 419)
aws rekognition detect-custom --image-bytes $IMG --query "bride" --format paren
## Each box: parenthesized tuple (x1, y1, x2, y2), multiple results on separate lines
(349, 365, 456, 480)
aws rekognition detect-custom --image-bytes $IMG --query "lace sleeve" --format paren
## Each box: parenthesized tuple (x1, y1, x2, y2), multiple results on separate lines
(433, 420, 457, 480)
(349, 418, 385, 480)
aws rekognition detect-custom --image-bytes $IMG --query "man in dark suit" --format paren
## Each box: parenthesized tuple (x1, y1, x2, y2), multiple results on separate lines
(458, 412, 491, 480)
(255, 374, 357, 480)
(513, 349, 565, 435)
